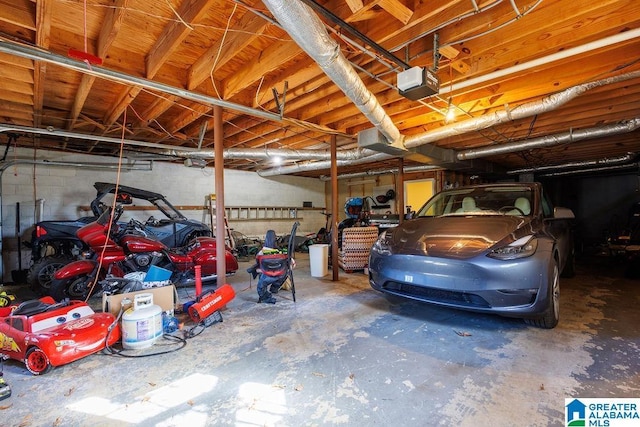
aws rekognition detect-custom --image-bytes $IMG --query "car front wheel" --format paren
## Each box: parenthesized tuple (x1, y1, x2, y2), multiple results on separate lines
(25, 347, 52, 375)
(525, 259, 559, 329)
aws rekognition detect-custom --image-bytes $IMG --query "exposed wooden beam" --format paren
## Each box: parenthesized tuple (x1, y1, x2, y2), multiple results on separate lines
(379, 0, 413, 24)
(34, 0, 52, 128)
(188, 10, 269, 90)
(103, 86, 142, 127)
(105, 0, 219, 137)
(69, 75, 97, 129)
(146, 0, 217, 78)
(132, 95, 178, 128)
(223, 39, 301, 99)
(97, 0, 129, 58)
(166, 102, 212, 134)
(346, 9, 383, 22)
(344, 0, 364, 13)
(345, 0, 382, 23)
(0, 0, 35, 30)
(0, 61, 33, 83)
(68, 0, 129, 130)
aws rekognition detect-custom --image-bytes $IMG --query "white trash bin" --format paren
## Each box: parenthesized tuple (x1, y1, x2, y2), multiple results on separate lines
(309, 244, 329, 277)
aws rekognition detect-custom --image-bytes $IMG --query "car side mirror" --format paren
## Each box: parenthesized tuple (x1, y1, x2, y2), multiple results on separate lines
(553, 207, 575, 220)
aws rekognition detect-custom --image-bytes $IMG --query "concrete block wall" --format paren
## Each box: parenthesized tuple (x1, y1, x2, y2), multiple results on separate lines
(1, 148, 326, 282)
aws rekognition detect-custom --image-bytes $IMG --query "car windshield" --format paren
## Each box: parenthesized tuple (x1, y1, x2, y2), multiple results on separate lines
(98, 193, 185, 221)
(416, 186, 533, 217)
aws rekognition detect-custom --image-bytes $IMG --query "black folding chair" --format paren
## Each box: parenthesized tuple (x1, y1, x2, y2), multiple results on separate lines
(286, 221, 298, 302)
(252, 221, 299, 302)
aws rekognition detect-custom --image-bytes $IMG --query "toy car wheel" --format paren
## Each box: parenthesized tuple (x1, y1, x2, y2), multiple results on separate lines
(25, 347, 52, 375)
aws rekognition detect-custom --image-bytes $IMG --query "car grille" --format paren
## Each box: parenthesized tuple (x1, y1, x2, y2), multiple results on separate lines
(384, 281, 491, 308)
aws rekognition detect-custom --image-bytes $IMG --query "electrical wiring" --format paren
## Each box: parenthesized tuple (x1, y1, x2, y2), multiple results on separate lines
(82, 107, 128, 302)
(163, 0, 193, 30)
(210, 2, 238, 99)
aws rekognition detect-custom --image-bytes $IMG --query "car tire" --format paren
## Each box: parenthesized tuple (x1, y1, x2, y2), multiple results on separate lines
(525, 259, 559, 329)
(25, 347, 52, 375)
(27, 256, 73, 295)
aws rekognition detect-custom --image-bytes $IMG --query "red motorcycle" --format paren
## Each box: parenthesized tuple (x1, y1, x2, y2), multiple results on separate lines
(49, 207, 238, 302)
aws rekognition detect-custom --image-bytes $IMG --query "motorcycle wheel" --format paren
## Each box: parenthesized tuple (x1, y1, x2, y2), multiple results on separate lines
(50, 276, 96, 302)
(27, 255, 73, 295)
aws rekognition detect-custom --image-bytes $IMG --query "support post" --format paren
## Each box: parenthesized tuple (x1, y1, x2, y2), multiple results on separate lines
(331, 134, 339, 281)
(214, 105, 226, 282)
(398, 158, 405, 224)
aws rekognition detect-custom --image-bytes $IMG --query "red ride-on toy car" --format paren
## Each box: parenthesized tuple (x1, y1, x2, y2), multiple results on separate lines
(0, 297, 120, 375)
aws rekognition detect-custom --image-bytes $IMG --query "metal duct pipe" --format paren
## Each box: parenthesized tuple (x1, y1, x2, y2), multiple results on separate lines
(258, 151, 393, 177)
(458, 118, 640, 160)
(0, 40, 281, 123)
(261, 0, 402, 145)
(1, 123, 378, 161)
(0, 159, 153, 174)
(319, 164, 441, 181)
(406, 71, 640, 149)
(538, 162, 639, 177)
(164, 147, 376, 161)
(0, 124, 203, 152)
(257, 72, 640, 176)
(507, 153, 636, 175)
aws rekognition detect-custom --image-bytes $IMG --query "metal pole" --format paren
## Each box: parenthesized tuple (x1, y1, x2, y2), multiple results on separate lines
(398, 158, 405, 224)
(331, 134, 339, 281)
(214, 106, 226, 283)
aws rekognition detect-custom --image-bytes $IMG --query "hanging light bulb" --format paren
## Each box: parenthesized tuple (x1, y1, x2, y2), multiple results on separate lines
(272, 155, 282, 165)
(445, 97, 455, 122)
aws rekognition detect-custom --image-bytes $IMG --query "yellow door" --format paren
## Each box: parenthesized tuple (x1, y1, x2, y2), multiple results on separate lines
(404, 179, 434, 216)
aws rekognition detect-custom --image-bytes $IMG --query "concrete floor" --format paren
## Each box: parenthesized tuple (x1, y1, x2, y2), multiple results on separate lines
(1, 253, 639, 426)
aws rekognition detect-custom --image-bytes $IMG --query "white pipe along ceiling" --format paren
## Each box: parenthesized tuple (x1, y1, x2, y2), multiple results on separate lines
(258, 0, 640, 176)
(0, 2, 638, 177)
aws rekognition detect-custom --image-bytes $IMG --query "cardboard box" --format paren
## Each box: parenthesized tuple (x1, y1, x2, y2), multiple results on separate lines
(102, 285, 178, 317)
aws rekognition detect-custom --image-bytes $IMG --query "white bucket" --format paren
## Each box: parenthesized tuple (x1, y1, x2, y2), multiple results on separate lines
(122, 293, 163, 350)
(309, 244, 329, 277)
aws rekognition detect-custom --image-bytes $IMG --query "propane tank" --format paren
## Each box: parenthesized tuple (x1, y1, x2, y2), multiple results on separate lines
(122, 293, 163, 349)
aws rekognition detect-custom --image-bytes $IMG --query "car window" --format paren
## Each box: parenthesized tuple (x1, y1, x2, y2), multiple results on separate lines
(541, 189, 553, 217)
(7, 317, 24, 331)
(417, 186, 533, 216)
(417, 189, 473, 216)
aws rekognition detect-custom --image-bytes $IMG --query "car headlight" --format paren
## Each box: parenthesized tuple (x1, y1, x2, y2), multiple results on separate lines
(371, 230, 392, 256)
(54, 339, 76, 347)
(488, 235, 538, 260)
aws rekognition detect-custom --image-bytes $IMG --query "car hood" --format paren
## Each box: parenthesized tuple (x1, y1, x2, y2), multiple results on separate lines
(389, 215, 536, 259)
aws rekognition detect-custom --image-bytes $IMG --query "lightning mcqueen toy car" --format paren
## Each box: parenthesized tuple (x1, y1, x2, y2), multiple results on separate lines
(0, 297, 120, 375)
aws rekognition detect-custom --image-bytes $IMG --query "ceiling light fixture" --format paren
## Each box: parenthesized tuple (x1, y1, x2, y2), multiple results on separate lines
(445, 97, 455, 122)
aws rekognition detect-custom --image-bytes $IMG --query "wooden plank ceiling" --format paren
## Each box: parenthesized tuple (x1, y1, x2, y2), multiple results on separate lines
(0, 0, 638, 178)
